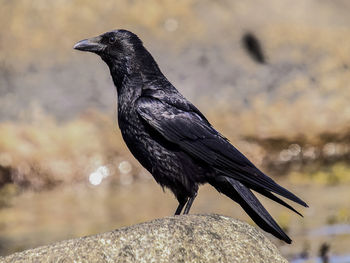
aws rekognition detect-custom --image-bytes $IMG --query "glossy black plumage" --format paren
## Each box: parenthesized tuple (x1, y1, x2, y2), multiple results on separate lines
(74, 29, 307, 244)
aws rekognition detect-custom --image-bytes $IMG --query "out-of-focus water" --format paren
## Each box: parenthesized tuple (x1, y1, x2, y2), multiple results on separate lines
(1, 179, 350, 260)
(310, 224, 350, 237)
(291, 254, 350, 263)
(290, 224, 350, 263)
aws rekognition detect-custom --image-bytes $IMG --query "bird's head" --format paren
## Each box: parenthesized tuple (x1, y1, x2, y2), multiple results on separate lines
(74, 29, 143, 66)
(74, 29, 161, 87)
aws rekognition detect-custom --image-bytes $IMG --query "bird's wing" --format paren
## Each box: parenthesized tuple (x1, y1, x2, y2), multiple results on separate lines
(136, 96, 307, 207)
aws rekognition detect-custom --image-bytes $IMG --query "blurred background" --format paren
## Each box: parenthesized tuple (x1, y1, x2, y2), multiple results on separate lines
(0, 0, 350, 261)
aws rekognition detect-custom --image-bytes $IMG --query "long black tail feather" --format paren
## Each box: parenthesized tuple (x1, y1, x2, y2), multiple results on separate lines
(250, 187, 303, 217)
(218, 167, 308, 208)
(210, 176, 292, 243)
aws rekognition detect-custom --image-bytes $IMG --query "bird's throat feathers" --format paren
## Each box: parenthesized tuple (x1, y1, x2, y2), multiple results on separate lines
(104, 48, 164, 94)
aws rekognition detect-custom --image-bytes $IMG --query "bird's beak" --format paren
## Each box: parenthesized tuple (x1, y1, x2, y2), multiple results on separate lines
(73, 36, 105, 53)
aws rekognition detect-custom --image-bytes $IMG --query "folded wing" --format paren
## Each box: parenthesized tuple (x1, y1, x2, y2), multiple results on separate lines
(136, 96, 307, 208)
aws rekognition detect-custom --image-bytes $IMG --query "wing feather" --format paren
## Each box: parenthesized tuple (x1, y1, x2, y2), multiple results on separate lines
(136, 96, 307, 207)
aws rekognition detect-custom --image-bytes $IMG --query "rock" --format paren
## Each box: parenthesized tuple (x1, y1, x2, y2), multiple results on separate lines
(1, 214, 287, 263)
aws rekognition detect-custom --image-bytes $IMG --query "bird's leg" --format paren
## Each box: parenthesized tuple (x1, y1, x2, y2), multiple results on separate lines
(183, 191, 198, 215)
(174, 197, 187, 215)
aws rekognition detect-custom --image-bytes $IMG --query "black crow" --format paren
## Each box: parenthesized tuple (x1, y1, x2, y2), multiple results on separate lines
(74, 29, 307, 243)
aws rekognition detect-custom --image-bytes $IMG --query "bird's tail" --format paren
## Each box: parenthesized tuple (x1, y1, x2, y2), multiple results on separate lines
(209, 175, 292, 243)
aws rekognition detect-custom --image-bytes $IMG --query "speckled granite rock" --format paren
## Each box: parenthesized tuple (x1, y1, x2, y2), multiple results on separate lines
(1, 214, 287, 263)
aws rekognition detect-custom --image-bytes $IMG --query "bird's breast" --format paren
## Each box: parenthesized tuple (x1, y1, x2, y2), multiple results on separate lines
(118, 108, 154, 171)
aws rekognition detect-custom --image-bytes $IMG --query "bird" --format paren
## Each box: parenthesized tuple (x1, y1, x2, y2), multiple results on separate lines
(242, 32, 266, 64)
(74, 29, 307, 244)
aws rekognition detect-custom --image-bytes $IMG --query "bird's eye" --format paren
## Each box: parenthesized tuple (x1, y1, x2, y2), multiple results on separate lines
(109, 36, 116, 44)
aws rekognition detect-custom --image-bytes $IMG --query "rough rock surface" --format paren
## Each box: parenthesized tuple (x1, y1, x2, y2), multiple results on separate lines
(1, 214, 287, 263)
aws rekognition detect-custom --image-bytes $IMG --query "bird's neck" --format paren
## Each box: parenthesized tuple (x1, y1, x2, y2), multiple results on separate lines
(108, 51, 165, 94)
(109, 65, 128, 93)
(137, 49, 164, 83)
